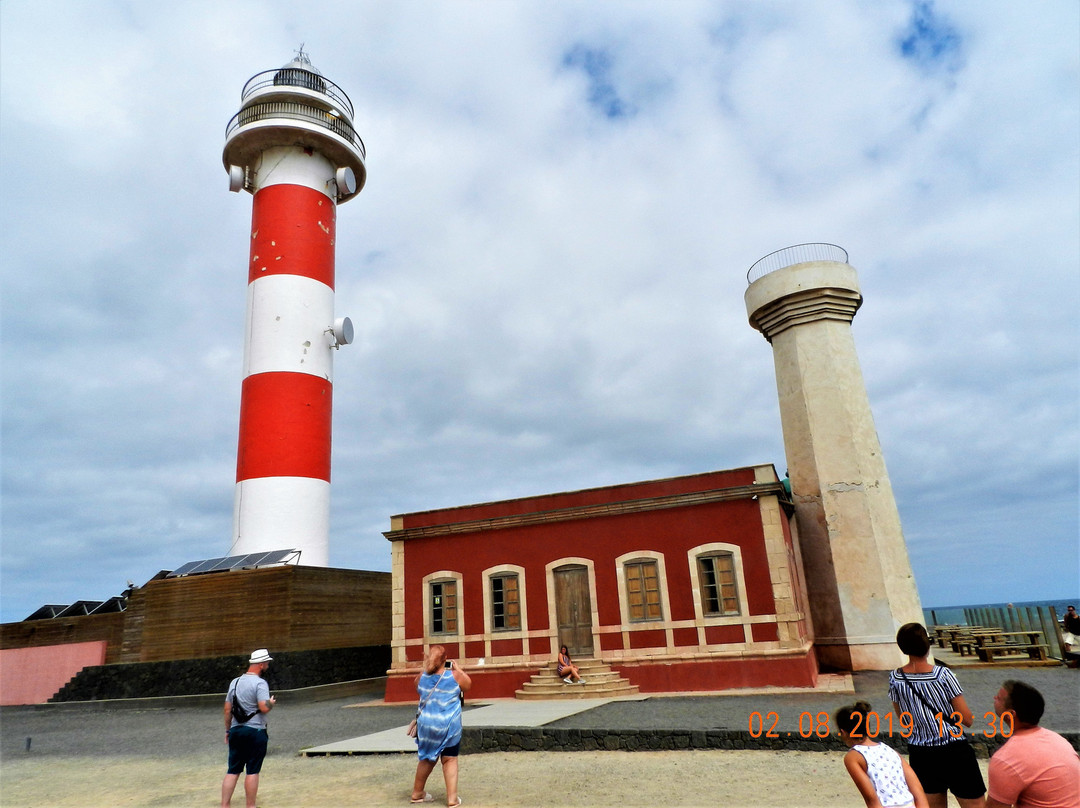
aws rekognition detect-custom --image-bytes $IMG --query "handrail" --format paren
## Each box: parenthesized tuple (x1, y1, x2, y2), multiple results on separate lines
(240, 68, 355, 118)
(747, 243, 848, 284)
(225, 100, 366, 160)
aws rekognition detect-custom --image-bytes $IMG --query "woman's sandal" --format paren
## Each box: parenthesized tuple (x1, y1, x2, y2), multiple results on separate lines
(409, 793, 434, 804)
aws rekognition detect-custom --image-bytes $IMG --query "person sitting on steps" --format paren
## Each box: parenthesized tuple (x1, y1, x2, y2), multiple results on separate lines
(557, 645, 585, 684)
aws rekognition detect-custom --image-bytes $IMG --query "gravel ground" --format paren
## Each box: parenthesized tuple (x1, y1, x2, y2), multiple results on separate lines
(1, 690, 412, 760)
(0, 668, 1073, 807)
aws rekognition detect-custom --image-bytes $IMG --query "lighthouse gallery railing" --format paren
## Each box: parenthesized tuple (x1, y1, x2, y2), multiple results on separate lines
(225, 100, 367, 160)
(747, 243, 848, 284)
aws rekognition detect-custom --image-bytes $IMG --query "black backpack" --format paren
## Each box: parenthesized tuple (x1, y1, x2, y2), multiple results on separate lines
(230, 678, 256, 724)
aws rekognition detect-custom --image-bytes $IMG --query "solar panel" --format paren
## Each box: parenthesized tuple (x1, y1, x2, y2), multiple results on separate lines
(239, 550, 275, 567)
(25, 604, 68, 620)
(186, 557, 228, 575)
(207, 555, 248, 572)
(167, 560, 205, 577)
(88, 597, 126, 614)
(56, 601, 103, 617)
(259, 548, 301, 565)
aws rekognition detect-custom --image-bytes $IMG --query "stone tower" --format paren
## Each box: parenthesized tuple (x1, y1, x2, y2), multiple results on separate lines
(745, 243, 922, 670)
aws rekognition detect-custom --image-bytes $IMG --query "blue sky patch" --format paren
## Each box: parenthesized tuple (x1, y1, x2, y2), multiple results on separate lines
(562, 43, 636, 120)
(897, 0, 963, 73)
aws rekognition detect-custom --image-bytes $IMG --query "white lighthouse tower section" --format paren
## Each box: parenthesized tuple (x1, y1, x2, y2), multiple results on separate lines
(244, 274, 336, 380)
(250, 145, 342, 197)
(232, 479, 331, 565)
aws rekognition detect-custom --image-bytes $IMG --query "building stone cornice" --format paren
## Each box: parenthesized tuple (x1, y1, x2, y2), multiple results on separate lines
(384, 482, 788, 542)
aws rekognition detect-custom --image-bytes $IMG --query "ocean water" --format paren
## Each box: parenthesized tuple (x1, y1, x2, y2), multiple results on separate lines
(922, 598, 1079, 628)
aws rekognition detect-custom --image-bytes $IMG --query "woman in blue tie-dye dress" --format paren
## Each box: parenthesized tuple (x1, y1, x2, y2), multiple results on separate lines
(410, 644, 472, 806)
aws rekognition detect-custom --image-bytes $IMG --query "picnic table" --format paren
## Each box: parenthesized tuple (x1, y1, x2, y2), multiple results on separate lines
(932, 626, 993, 651)
(974, 630, 1048, 662)
(941, 627, 1004, 655)
(932, 626, 1048, 661)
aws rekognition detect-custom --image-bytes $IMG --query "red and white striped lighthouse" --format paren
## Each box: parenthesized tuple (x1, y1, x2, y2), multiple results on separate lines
(222, 51, 366, 566)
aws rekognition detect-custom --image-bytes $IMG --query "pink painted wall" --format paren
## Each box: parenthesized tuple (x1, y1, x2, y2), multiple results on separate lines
(0, 641, 107, 705)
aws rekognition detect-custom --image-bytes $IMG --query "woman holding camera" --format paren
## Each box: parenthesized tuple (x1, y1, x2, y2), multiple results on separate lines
(410, 644, 472, 806)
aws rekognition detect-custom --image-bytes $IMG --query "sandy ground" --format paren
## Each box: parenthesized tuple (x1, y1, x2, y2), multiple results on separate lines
(0, 747, 991, 807)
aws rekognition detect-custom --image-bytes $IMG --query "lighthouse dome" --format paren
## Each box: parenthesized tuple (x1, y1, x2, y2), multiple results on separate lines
(280, 52, 324, 75)
(273, 51, 326, 93)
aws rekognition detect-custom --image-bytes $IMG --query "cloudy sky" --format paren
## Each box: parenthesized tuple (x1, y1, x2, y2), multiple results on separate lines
(1, 1, 1077, 624)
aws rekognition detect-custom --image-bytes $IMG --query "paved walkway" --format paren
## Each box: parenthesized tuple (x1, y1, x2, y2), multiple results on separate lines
(303, 697, 637, 754)
(302, 676, 854, 755)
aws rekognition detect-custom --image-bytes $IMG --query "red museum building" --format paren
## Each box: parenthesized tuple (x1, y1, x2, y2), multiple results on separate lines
(383, 464, 818, 701)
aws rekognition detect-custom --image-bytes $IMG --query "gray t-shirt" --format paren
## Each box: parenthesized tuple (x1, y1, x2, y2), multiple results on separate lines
(227, 673, 270, 730)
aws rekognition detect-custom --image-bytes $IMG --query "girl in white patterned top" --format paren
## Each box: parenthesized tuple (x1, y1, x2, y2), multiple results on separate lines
(837, 701, 929, 808)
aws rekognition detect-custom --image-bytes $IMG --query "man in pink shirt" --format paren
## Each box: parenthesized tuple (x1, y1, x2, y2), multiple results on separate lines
(986, 680, 1080, 808)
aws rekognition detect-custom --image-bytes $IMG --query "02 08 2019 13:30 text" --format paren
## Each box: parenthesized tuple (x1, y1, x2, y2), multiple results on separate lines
(747, 710, 1015, 740)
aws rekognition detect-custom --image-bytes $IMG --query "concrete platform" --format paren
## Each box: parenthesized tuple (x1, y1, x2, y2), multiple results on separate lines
(302, 697, 637, 755)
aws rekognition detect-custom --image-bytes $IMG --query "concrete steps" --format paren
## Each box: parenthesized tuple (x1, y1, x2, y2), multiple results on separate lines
(515, 659, 639, 700)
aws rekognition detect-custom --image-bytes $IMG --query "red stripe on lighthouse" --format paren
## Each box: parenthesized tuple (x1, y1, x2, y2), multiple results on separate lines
(236, 372, 332, 482)
(249, 184, 336, 288)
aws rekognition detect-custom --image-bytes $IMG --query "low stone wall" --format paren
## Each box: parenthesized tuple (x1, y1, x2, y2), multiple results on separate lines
(459, 727, 1064, 757)
(461, 727, 848, 754)
(51, 645, 390, 701)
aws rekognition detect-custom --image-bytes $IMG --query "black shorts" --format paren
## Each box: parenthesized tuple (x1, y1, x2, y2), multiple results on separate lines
(227, 725, 268, 775)
(908, 739, 985, 798)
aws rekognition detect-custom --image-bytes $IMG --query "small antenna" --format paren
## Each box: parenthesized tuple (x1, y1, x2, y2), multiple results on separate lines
(295, 43, 311, 64)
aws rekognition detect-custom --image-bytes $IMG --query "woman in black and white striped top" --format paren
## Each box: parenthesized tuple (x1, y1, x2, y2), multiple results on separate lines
(888, 623, 986, 808)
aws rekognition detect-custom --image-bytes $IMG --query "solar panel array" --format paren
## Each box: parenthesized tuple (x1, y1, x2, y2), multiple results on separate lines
(166, 548, 300, 578)
(20, 552, 300, 620)
(25, 604, 69, 620)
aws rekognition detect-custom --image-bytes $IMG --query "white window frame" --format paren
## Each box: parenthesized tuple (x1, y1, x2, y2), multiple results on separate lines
(423, 570, 463, 638)
(615, 550, 671, 626)
(483, 564, 528, 635)
(687, 543, 749, 626)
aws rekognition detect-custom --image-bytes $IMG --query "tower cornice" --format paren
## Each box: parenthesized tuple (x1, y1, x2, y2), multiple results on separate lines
(748, 287, 862, 342)
(745, 260, 863, 343)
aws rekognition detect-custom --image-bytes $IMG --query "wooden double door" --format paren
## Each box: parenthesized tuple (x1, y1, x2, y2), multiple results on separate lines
(554, 564, 593, 657)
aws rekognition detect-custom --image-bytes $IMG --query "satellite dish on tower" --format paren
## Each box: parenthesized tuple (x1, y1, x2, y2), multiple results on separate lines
(228, 165, 245, 193)
(332, 317, 354, 347)
(335, 166, 357, 198)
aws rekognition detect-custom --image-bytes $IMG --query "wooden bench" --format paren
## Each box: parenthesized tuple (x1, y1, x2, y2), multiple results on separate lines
(950, 629, 1002, 654)
(954, 639, 980, 657)
(933, 625, 963, 648)
(976, 643, 1049, 663)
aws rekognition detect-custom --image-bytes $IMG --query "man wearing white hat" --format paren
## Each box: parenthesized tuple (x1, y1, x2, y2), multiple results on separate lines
(221, 649, 276, 808)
